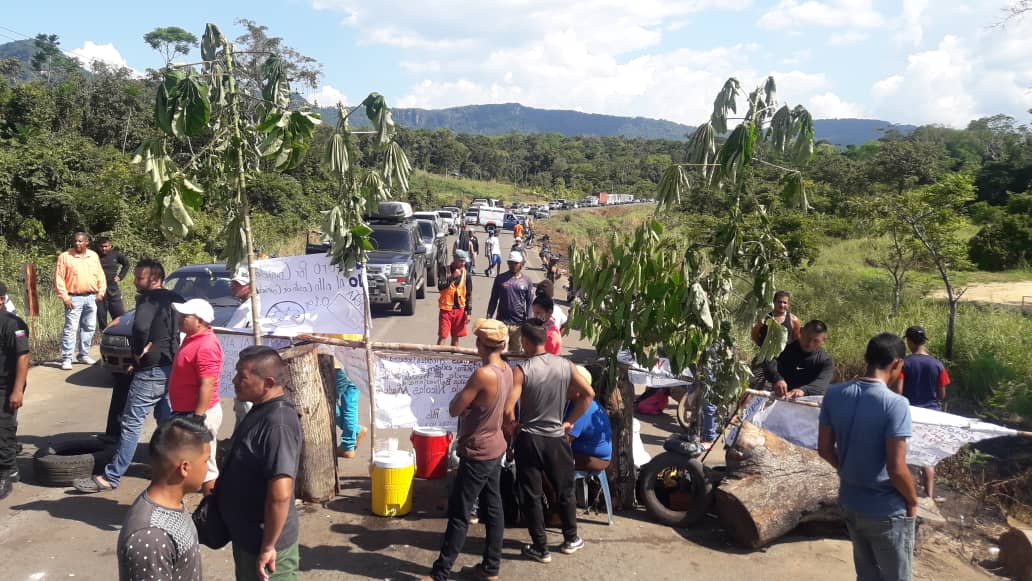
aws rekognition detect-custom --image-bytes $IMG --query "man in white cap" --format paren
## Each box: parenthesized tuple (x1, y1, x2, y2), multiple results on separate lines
(168, 298, 223, 495)
(437, 250, 474, 346)
(222, 270, 257, 427)
(486, 250, 534, 353)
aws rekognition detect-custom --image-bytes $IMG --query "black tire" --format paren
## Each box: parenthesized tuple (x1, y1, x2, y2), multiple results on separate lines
(416, 277, 426, 299)
(636, 452, 712, 527)
(676, 389, 701, 431)
(400, 286, 416, 316)
(33, 437, 116, 487)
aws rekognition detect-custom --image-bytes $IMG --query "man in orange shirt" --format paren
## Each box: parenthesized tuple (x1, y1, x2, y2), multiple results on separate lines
(513, 221, 525, 241)
(438, 250, 474, 346)
(54, 232, 106, 370)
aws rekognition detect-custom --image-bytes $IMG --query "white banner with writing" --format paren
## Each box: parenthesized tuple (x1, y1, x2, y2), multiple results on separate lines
(251, 254, 365, 336)
(213, 329, 293, 399)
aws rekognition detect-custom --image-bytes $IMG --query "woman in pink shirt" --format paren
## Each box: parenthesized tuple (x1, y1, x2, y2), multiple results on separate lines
(532, 296, 562, 355)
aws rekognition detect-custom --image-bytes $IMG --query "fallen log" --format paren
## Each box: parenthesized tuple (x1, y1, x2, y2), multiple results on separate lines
(280, 343, 338, 503)
(714, 421, 841, 548)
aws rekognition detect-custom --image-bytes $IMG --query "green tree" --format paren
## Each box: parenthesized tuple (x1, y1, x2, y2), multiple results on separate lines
(29, 34, 80, 83)
(896, 173, 975, 359)
(144, 26, 199, 66)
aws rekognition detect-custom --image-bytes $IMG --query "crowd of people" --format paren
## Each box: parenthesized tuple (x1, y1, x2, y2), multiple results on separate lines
(0, 230, 951, 581)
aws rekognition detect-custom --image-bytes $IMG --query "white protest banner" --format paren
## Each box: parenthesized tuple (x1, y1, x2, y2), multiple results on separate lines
(213, 329, 292, 399)
(251, 253, 364, 336)
(737, 394, 1019, 467)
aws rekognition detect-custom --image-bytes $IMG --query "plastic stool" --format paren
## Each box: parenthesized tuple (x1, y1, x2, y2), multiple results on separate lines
(574, 469, 613, 525)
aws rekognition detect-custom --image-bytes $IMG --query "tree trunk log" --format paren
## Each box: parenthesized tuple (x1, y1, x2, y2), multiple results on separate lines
(280, 343, 338, 503)
(999, 526, 1032, 581)
(714, 421, 841, 548)
(599, 365, 635, 510)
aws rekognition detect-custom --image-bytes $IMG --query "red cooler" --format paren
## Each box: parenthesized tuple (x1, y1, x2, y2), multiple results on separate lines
(410, 427, 452, 479)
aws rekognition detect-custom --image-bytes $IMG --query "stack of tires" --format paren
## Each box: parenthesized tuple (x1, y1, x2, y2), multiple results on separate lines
(33, 438, 116, 486)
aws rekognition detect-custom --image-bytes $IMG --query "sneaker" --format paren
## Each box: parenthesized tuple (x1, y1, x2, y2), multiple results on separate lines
(522, 544, 552, 563)
(60, 360, 73, 370)
(78, 355, 97, 365)
(559, 537, 584, 555)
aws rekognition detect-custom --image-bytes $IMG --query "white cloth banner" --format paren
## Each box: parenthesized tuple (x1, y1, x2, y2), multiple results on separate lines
(738, 395, 1018, 467)
(251, 254, 364, 336)
(213, 329, 293, 399)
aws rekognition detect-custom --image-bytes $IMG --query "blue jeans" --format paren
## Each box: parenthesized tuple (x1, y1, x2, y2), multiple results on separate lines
(61, 294, 97, 361)
(843, 508, 915, 581)
(335, 369, 361, 451)
(104, 366, 171, 487)
(701, 401, 718, 442)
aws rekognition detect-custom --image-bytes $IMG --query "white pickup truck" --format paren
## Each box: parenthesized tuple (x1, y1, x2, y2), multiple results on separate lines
(477, 206, 505, 229)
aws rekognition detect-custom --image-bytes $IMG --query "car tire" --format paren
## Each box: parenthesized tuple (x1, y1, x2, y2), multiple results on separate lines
(33, 437, 117, 487)
(416, 276, 426, 299)
(400, 287, 416, 316)
(427, 260, 438, 286)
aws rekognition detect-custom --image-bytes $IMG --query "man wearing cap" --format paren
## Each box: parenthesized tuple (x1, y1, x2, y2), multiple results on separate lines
(75, 259, 182, 493)
(168, 298, 224, 495)
(438, 251, 474, 346)
(422, 319, 511, 581)
(222, 271, 257, 427)
(486, 251, 534, 354)
(455, 224, 477, 270)
(897, 325, 950, 501)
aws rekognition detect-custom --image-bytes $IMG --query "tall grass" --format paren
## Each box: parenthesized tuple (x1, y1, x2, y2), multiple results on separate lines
(409, 170, 550, 207)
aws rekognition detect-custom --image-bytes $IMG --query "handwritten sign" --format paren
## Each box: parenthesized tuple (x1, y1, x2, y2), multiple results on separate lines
(213, 329, 292, 399)
(252, 254, 365, 336)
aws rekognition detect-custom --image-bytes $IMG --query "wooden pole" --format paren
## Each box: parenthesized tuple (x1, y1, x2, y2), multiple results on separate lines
(361, 266, 378, 459)
(279, 343, 337, 502)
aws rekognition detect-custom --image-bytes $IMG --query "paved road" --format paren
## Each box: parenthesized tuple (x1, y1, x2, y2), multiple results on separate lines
(0, 224, 990, 580)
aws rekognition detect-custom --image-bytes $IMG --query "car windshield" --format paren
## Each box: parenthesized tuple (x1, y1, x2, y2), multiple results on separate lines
(164, 268, 232, 301)
(416, 221, 435, 241)
(369, 228, 412, 252)
(438, 211, 453, 218)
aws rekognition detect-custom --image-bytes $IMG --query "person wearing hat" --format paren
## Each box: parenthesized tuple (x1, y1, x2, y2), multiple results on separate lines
(486, 250, 534, 354)
(455, 224, 477, 270)
(223, 270, 258, 427)
(167, 298, 224, 495)
(422, 319, 512, 581)
(437, 250, 474, 346)
(898, 325, 950, 500)
(75, 259, 182, 493)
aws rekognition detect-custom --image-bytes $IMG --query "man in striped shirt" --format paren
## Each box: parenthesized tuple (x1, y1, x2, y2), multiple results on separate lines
(54, 232, 106, 370)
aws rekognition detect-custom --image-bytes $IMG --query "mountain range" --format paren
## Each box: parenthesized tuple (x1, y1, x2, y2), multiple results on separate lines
(1, 39, 915, 146)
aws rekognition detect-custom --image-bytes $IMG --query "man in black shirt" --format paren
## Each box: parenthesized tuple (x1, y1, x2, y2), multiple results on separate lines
(75, 259, 184, 493)
(219, 346, 302, 580)
(96, 236, 130, 329)
(0, 283, 29, 500)
(764, 319, 835, 398)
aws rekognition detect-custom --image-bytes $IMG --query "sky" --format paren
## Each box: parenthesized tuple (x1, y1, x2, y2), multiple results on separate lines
(5, 0, 1032, 127)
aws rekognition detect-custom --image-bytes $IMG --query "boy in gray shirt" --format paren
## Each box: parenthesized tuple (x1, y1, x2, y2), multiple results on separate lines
(117, 416, 212, 581)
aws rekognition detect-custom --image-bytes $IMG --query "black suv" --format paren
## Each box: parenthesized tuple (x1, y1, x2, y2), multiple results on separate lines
(361, 220, 427, 315)
(415, 218, 448, 286)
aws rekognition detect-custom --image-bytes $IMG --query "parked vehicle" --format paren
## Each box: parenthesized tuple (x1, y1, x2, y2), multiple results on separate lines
(100, 264, 238, 374)
(470, 198, 490, 208)
(535, 206, 551, 219)
(413, 211, 449, 238)
(477, 206, 506, 230)
(442, 206, 462, 229)
(434, 209, 457, 234)
(503, 213, 519, 230)
(365, 210, 427, 316)
(415, 218, 448, 286)
(464, 208, 480, 225)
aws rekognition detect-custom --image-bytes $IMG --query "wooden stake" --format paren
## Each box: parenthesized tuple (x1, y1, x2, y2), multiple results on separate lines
(361, 266, 378, 460)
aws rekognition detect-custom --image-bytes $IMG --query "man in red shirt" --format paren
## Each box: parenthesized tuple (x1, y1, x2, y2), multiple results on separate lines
(169, 298, 223, 495)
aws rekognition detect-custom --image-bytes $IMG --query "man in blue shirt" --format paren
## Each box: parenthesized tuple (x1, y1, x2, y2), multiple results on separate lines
(818, 333, 918, 581)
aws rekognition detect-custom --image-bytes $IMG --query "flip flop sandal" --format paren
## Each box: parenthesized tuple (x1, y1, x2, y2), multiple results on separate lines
(72, 475, 114, 494)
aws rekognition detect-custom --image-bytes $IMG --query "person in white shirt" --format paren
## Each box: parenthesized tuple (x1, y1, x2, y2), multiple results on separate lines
(484, 232, 502, 277)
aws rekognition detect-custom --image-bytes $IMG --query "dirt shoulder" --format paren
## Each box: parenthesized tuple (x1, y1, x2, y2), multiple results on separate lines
(929, 280, 1032, 310)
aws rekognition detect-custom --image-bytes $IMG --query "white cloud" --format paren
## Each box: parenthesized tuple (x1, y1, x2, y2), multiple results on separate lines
(64, 41, 131, 71)
(757, 0, 883, 30)
(829, 31, 868, 46)
(306, 85, 348, 107)
(808, 92, 865, 118)
(871, 75, 904, 99)
(897, 0, 929, 46)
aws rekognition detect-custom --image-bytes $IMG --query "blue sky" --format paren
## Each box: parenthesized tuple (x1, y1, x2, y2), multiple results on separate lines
(6, 1, 1032, 127)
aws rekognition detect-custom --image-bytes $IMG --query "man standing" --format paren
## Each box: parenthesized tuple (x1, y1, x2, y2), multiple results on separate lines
(484, 231, 502, 277)
(74, 260, 182, 493)
(223, 271, 256, 329)
(95, 236, 130, 329)
(455, 224, 476, 270)
(0, 284, 29, 500)
(54, 232, 106, 370)
(504, 319, 595, 563)
(169, 298, 223, 496)
(486, 251, 534, 354)
(437, 250, 474, 347)
(899, 325, 950, 501)
(513, 220, 525, 241)
(818, 333, 918, 581)
(764, 319, 834, 398)
(220, 346, 302, 580)
(118, 417, 210, 581)
(422, 319, 512, 581)
(751, 290, 801, 347)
